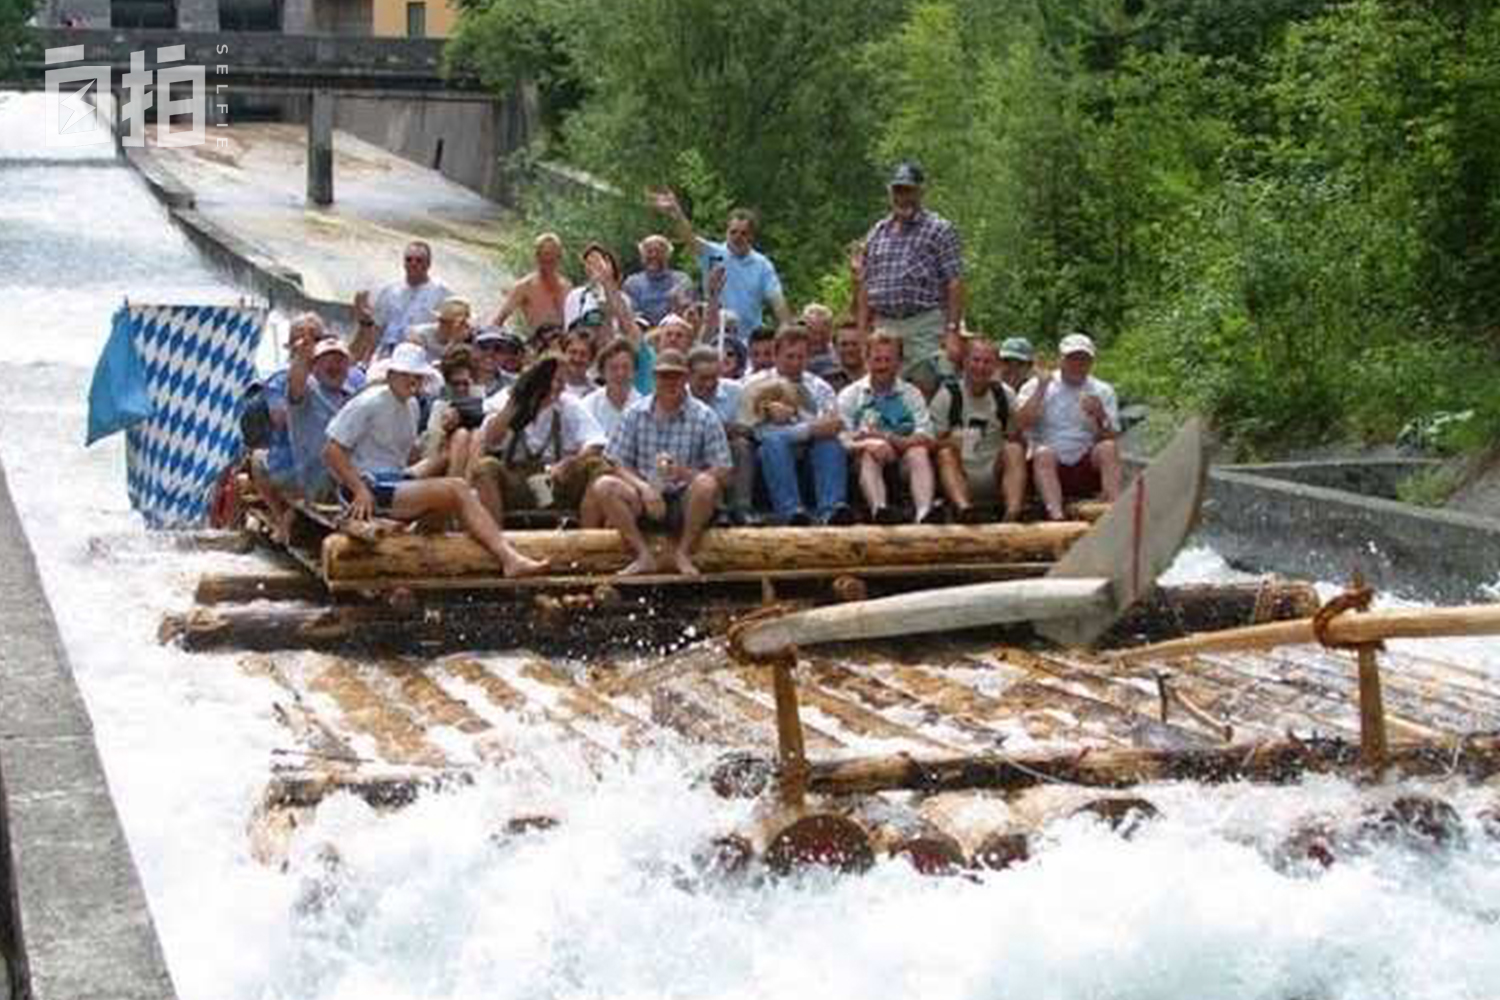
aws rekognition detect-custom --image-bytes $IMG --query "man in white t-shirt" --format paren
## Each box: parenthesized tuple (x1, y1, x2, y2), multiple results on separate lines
(353, 241, 453, 359)
(323, 343, 548, 578)
(1014, 332, 1122, 520)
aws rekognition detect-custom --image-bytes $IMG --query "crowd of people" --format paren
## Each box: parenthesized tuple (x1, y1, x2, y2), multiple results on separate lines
(248, 163, 1124, 578)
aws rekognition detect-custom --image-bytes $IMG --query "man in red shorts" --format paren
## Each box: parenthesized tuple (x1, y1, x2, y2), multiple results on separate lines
(1014, 333, 1121, 520)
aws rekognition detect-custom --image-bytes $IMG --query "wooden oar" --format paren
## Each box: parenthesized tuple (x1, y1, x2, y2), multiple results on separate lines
(736, 577, 1113, 657)
(1112, 604, 1500, 664)
(734, 419, 1207, 657)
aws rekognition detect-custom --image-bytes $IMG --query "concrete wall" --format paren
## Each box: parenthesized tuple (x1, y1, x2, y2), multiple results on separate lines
(1229, 459, 1442, 501)
(0, 463, 178, 1000)
(328, 90, 521, 200)
(1200, 466, 1500, 603)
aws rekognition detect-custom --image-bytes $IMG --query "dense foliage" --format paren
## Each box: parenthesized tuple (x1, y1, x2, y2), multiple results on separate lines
(451, 0, 1500, 455)
(0, 0, 35, 76)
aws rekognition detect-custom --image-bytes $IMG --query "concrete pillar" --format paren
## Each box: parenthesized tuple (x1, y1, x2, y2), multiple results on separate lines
(307, 89, 335, 206)
(282, 0, 315, 35)
(176, 0, 221, 31)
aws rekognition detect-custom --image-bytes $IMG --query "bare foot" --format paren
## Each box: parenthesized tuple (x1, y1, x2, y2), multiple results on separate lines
(271, 508, 294, 546)
(667, 548, 701, 577)
(617, 553, 657, 576)
(503, 553, 551, 578)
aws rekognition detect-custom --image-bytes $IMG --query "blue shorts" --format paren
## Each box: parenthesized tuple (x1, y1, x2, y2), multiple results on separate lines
(338, 470, 408, 516)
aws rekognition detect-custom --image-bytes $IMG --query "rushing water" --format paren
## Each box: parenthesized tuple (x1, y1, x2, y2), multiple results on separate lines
(3, 90, 1499, 1000)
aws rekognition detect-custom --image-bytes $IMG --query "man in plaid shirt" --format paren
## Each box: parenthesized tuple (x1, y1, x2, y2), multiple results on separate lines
(583, 349, 732, 576)
(856, 162, 965, 396)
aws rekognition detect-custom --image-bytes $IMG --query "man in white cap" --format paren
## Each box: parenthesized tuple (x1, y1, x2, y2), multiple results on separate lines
(856, 162, 965, 396)
(323, 343, 549, 578)
(1015, 332, 1122, 520)
(583, 349, 732, 576)
(251, 313, 365, 541)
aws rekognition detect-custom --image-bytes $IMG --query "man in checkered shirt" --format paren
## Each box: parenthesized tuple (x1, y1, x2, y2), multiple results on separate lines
(583, 349, 732, 576)
(856, 162, 965, 396)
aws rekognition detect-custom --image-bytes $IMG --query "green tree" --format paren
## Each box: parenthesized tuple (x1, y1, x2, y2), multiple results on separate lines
(1, 0, 36, 77)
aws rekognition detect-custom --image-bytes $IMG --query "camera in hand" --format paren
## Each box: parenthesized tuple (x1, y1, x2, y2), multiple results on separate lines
(451, 396, 486, 430)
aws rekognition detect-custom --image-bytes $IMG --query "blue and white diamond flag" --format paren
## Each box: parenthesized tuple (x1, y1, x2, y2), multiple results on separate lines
(118, 303, 265, 529)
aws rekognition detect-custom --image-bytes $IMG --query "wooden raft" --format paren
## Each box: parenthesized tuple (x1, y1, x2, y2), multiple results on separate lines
(254, 499, 1103, 595)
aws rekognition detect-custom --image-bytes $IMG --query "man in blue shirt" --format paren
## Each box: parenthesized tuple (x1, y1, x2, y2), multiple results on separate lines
(652, 190, 791, 336)
(250, 313, 364, 542)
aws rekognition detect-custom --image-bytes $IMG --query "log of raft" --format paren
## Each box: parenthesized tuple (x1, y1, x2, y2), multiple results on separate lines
(164, 581, 1320, 655)
(195, 572, 329, 605)
(799, 734, 1500, 797)
(321, 521, 1092, 587)
(160, 600, 710, 654)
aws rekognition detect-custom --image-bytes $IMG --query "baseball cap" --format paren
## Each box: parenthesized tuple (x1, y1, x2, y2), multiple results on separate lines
(1058, 333, 1096, 358)
(889, 161, 925, 187)
(563, 288, 605, 331)
(654, 349, 689, 375)
(311, 337, 349, 361)
(999, 337, 1035, 362)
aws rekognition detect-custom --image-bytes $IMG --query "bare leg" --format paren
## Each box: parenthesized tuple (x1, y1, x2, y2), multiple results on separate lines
(587, 475, 654, 575)
(904, 445, 935, 522)
(1093, 439, 1123, 502)
(857, 448, 888, 513)
(1000, 441, 1027, 521)
(669, 473, 722, 576)
(936, 445, 971, 512)
(728, 434, 756, 514)
(1032, 446, 1065, 520)
(388, 478, 548, 577)
(446, 429, 473, 481)
(249, 452, 294, 544)
(472, 460, 505, 526)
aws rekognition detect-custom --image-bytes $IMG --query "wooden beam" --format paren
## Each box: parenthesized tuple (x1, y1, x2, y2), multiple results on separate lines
(802, 735, 1500, 796)
(322, 522, 1089, 584)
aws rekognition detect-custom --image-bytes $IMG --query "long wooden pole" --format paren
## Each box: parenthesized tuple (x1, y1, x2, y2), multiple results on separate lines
(770, 659, 809, 809)
(802, 735, 1500, 796)
(1112, 605, 1500, 664)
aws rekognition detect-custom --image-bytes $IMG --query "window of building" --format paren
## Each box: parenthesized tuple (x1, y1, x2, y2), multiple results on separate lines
(406, 1, 426, 37)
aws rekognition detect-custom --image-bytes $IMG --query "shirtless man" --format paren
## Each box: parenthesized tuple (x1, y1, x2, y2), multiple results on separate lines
(491, 232, 572, 334)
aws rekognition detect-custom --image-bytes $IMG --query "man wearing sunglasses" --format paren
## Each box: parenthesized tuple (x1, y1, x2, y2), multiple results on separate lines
(353, 241, 453, 359)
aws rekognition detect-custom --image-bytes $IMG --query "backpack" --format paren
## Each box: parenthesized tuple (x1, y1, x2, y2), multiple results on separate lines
(941, 377, 1008, 431)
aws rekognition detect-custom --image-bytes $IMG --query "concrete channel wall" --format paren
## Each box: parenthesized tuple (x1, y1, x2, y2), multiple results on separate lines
(1200, 463, 1500, 603)
(0, 465, 178, 1000)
